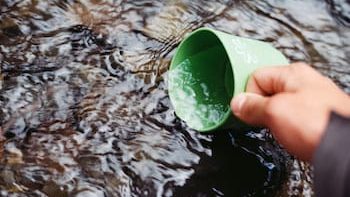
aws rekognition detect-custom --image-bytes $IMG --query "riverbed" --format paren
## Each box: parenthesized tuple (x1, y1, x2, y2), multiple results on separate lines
(0, 0, 349, 196)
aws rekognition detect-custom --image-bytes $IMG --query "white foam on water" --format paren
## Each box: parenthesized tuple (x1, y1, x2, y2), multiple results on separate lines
(169, 59, 227, 130)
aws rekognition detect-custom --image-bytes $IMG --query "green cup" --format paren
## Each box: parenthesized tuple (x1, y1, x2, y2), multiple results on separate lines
(168, 27, 288, 132)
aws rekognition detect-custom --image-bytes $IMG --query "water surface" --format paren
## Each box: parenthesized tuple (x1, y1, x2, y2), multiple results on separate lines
(0, 0, 349, 196)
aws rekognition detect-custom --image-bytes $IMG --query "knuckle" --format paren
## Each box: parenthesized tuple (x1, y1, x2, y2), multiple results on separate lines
(241, 98, 253, 117)
(291, 62, 309, 69)
(264, 99, 281, 122)
(291, 62, 316, 76)
(240, 96, 258, 121)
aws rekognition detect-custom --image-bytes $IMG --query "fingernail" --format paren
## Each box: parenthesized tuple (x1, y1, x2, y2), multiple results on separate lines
(231, 94, 247, 115)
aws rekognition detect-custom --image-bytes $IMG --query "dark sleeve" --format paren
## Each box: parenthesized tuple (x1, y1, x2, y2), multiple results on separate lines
(313, 112, 350, 197)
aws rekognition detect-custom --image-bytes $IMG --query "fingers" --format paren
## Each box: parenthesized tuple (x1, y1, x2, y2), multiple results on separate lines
(231, 93, 269, 126)
(246, 66, 289, 95)
(231, 62, 320, 127)
(246, 63, 311, 95)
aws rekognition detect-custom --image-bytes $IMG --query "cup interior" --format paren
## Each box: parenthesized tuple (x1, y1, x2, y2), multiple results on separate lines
(169, 29, 234, 131)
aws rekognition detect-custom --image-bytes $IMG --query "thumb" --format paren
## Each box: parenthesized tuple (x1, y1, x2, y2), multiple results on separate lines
(231, 93, 269, 126)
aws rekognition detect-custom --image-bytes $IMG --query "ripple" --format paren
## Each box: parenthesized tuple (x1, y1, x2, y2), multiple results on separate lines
(0, 0, 349, 196)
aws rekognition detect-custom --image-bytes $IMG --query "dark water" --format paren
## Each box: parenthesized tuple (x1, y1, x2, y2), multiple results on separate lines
(0, 0, 349, 196)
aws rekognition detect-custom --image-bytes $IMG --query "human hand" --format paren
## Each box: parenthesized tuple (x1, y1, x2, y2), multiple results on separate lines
(231, 63, 350, 161)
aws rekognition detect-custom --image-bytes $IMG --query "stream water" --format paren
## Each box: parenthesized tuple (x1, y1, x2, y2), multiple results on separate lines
(0, 0, 349, 196)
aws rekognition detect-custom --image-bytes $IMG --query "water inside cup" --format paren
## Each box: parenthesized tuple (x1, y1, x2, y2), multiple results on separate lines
(168, 45, 233, 131)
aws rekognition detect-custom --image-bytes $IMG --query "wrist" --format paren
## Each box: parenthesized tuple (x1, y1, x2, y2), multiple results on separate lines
(333, 94, 350, 116)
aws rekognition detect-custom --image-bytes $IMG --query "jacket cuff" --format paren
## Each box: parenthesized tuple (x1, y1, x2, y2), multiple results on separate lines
(313, 112, 350, 197)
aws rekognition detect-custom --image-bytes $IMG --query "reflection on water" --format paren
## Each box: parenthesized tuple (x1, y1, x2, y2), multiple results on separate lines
(0, 0, 349, 196)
